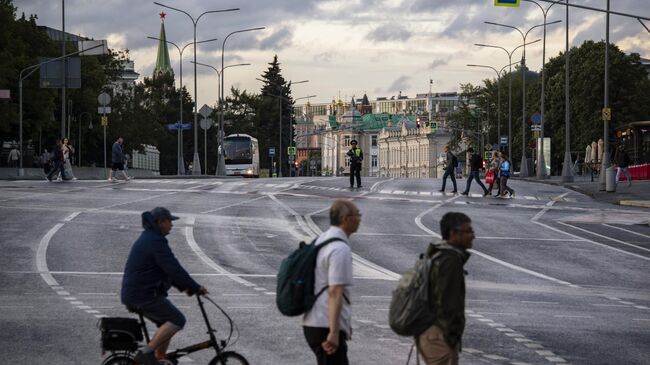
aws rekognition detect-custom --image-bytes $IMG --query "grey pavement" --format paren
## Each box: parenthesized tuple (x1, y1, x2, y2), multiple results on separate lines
(0, 176, 649, 364)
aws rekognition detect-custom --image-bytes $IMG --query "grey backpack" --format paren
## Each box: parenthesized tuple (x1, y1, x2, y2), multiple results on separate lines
(389, 251, 443, 337)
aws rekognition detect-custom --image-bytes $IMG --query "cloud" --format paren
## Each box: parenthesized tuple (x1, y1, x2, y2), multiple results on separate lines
(260, 27, 293, 50)
(429, 57, 451, 70)
(314, 52, 333, 63)
(366, 24, 412, 43)
(386, 76, 412, 93)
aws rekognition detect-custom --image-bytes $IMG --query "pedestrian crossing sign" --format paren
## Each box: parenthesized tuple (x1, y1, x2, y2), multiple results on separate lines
(495, 0, 520, 6)
(100, 116, 108, 126)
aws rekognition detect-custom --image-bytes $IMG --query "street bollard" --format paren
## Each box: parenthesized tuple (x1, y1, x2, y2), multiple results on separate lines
(605, 166, 616, 192)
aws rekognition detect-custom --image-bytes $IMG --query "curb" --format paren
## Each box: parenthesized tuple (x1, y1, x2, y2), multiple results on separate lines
(619, 200, 650, 209)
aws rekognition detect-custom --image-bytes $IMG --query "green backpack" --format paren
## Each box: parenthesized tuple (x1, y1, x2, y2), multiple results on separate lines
(276, 237, 343, 316)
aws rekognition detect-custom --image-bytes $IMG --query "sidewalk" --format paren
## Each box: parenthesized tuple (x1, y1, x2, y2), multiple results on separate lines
(522, 175, 650, 209)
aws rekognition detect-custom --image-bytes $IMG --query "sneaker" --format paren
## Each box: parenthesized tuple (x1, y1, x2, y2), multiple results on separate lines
(438, 189, 444, 192)
(460, 192, 469, 195)
(452, 190, 458, 194)
(483, 191, 490, 197)
(133, 350, 157, 365)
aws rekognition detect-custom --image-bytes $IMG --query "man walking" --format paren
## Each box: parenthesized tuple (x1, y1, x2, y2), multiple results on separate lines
(46, 139, 65, 182)
(461, 147, 489, 196)
(418, 212, 473, 365)
(303, 199, 361, 365)
(121, 207, 207, 365)
(439, 146, 457, 193)
(347, 139, 363, 188)
(614, 145, 632, 187)
(7, 144, 20, 168)
(108, 137, 130, 181)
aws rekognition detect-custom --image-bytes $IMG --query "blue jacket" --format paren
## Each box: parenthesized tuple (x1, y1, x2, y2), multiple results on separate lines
(121, 212, 201, 306)
(500, 160, 511, 177)
(112, 142, 124, 163)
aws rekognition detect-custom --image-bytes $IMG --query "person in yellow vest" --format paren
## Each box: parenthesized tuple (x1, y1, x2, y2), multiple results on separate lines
(346, 140, 363, 188)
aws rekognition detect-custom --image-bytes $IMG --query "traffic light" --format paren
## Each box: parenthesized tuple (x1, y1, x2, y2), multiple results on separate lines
(416, 117, 421, 128)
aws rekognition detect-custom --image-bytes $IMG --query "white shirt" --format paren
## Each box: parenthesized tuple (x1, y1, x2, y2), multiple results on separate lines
(302, 226, 353, 337)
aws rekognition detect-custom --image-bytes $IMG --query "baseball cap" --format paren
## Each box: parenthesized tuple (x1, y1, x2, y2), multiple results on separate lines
(151, 207, 179, 221)
(351, 139, 358, 144)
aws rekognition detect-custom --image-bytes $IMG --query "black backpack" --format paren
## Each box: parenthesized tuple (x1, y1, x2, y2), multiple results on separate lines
(276, 237, 344, 316)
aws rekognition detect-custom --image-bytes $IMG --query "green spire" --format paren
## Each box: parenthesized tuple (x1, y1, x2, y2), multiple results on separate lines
(153, 13, 174, 79)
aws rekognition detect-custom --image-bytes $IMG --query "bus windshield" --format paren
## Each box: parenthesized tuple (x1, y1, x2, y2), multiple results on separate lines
(224, 137, 252, 164)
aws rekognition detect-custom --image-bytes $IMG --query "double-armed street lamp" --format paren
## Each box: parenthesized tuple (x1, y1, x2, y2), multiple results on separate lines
(154, 1, 239, 175)
(255, 78, 309, 177)
(147, 36, 219, 176)
(191, 60, 251, 175)
(474, 39, 540, 157)
(485, 20, 561, 178)
(216, 27, 266, 176)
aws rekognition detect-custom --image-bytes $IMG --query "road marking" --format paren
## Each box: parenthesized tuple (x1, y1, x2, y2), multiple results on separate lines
(557, 222, 650, 260)
(603, 223, 650, 239)
(414, 195, 461, 237)
(200, 195, 268, 214)
(553, 315, 594, 318)
(521, 301, 559, 305)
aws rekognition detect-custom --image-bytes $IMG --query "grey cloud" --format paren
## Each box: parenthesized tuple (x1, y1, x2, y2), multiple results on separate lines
(366, 25, 413, 43)
(429, 57, 451, 70)
(386, 76, 412, 93)
(314, 52, 333, 63)
(259, 27, 293, 50)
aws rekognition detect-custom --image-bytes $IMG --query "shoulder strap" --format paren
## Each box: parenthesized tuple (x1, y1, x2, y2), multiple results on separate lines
(313, 237, 350, 304)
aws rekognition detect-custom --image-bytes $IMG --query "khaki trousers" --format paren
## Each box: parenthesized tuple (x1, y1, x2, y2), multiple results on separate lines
(418, 325, 459, 365)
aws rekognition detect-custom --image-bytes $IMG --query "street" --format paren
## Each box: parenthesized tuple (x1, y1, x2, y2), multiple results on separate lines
(0, 176, 649, 365)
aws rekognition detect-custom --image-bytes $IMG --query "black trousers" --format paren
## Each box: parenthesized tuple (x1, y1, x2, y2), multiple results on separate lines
(464, 171, 488, 194)
(303, 326, 349, 365)
(47, 160, 65, 180)
(441, 168, 457, 192)
(349, 163, 361, 187)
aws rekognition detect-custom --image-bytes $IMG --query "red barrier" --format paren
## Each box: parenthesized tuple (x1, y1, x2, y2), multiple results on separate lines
(618, 164, 650, 181)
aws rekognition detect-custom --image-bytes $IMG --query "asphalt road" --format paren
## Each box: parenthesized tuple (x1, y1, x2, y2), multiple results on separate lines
(0, 176, 648, 365)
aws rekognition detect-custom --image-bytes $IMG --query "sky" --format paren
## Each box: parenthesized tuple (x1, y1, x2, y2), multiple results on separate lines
(14, 0, 650, 107)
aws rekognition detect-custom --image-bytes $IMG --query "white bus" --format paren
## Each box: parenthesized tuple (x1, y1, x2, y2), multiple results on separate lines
(223, 134, 259, 177)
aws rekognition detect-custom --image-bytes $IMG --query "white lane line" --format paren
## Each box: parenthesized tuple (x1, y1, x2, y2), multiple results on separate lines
(36, 222, 65, 287)
(414, 195, 461, 238)
(183, 216, 255, 287)
(469, 250, 575, 286)
(603, 224, 650, 240)
(553, 315, 594, 319)
(521, 301, 559, 305)
(200, 195, 268, 214)
(557, 222, 650, 260)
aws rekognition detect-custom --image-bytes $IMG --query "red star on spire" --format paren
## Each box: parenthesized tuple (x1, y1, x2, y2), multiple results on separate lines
(159, 12, 166, 19)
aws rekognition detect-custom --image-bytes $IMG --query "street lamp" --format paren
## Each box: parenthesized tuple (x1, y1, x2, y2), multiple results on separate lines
(154, 1, 239, 175)
(523, 0, 563, 179)
(485, 20, 561, 177)
(475, 39, 540, 157)
(216, 27, 266, 176)
(291, 95, 317, 177)
(191, 60, 251, 175)
(77, 112, 92, 167)
(255, 78, 309, 177)
(147, 36, 219, 176)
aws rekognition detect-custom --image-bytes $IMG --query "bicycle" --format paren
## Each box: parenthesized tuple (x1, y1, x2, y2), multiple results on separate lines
(100, 295, 249, 365)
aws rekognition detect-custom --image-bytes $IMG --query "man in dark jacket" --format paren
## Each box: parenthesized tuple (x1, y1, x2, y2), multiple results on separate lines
(439, 146, 458, 193)
(108, 137, 130, 181)
(121, 207, 206, 365)
(419, 212, 472, 365)
(461, 147, 489, 196)
(347, 139, 363, 188)
(46, 139, 65, 182)
(614, 145, 632, 187)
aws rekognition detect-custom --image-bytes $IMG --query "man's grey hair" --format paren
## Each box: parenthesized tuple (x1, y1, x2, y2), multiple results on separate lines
(330, 199, 355, 226)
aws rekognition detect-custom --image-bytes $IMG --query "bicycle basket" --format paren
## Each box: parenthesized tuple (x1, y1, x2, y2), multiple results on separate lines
(99, 317, 143, 352)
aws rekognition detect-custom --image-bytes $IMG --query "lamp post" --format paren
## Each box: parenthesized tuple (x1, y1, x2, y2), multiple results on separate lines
(475, 39, 541, 157)
(523, 0, 563, 178)
(216, 27, 265, 176)
(147, 36, 219, 176)
(255, 78, 309, 177)
(290, 95, 317, 176)
(78, 112, 92, 167)
(154, 2, 239, 175)
(191, 61, 251, 175)
(485, 20, 561, 177)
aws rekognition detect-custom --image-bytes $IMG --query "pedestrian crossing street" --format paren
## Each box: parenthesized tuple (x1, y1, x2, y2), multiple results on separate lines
(119, 179, 578, 202)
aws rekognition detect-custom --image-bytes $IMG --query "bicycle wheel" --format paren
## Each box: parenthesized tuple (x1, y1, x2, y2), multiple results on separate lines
(208, 351, 249, 365)
(101, 354, 134, 365)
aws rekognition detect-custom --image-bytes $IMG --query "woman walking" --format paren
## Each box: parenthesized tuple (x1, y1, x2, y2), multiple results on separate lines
(487, 151, 501, 197)
(499, 152, 514, 198)
(62, 137, 77, 181)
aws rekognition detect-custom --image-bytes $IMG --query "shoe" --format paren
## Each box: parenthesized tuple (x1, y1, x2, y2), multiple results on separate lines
(628, 181, 632, 187)
(509, 191, 515, 198)
(72, 177, 77, 181)
(133, 350, 157, 365)
(350, 185, 354, 189)
(452, 190, 458, 194)
(125, 176, 131, 181)
(438, 189, 444, 192)
(461, 192, 468, 195)
(483, 191, 490, 197)
(357, 185, 362, 188)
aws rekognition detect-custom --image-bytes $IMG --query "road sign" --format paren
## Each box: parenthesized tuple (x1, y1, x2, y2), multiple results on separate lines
(602, 107, 611, 121)
(98, 106, 111, 114)
(199, 104, 213, 118)
(531, 125, 542, 132)
(484, 151, 494, 160)
(166, 123, 192, 130)
(100, 116, 108, 126)
(494, 0, 520, 7)
(269, 147, 276, 157)
(199, 118, 213, 130)
(288, 155, 295, 164)
(485, 144, 493, 151)
(531, 112, 542, 125)
(500, 136, 508, 145)
(287, 146, 297, 155)
(429, 121, 438, 131)
(98, 92, 111, 106)
(310, 160, 316, 168)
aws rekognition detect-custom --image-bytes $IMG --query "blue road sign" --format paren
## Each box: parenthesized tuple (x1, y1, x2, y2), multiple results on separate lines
(269, 147, 276, 157)
(166, 123, 192, 130)
(500, 136, 508, 145)
(531, 112, 542, 125)
(494, 0, 520, 7)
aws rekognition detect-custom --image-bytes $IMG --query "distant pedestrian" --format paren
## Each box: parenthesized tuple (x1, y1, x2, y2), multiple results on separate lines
(346, 139, 363, 188)
(40, 149, 51, 167)
(46, 139, 66, 182)
(499, 152, 514, 198)
(487, 151, 501, 197)
(123, 153, 131, 177)
(439, 146, 458, 193)
(303, 199, 360, 365)
(461, 147, 489, 197)
(62, 137, 77, 180)
(108, 137, 130, 182)
(417, 212, 473, 365)
(7, 145, 20, 168)
(614, 145, 632, 187)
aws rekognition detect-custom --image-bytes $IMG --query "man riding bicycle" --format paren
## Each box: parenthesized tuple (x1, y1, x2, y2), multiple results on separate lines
(121, 207, 207, 365)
